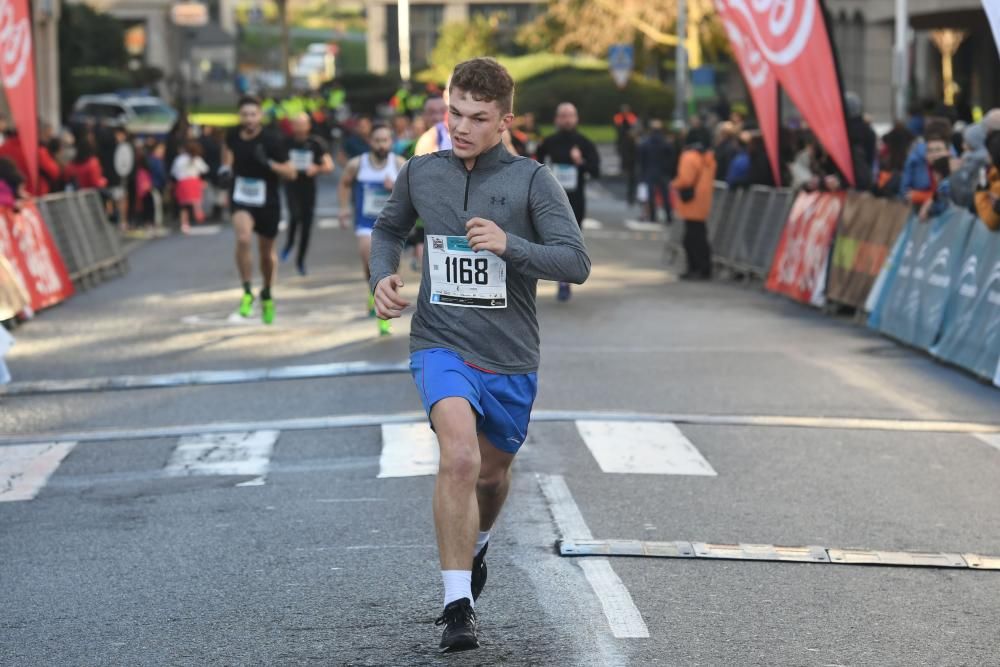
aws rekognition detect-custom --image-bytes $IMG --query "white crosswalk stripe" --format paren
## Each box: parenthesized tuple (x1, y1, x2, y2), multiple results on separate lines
(165, 431, 279, 486)
(0, 442, 77, 502)
(575, 420, 717, 475)
(378, 422, 439, 478)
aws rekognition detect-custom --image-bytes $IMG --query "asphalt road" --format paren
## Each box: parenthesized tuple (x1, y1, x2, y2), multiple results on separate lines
(2, 168, 1000, 666)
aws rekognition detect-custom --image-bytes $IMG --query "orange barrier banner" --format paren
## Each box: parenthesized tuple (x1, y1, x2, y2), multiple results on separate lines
(827, 193, 909, 309)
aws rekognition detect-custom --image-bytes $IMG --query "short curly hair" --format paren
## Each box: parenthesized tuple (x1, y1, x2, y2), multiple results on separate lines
(449, 58, 515, 115)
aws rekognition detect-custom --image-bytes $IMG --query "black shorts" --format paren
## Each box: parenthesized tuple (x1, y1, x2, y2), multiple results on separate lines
(233, 205, 281, 240)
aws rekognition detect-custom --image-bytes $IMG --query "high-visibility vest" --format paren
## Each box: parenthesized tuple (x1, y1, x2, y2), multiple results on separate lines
(328, 89, 346, 109)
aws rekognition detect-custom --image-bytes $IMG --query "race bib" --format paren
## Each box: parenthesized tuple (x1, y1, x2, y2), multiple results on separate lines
(290, 149, 313, 172)
(551, 163, 579, 192)
(362, 183, 391, 218)
(233, 177, 266, 207)
(428, 235, 507, 308)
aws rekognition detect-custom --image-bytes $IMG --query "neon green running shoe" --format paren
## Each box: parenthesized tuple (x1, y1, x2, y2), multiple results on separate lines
(368, 292, 376, 318)
(239, 293, 254, 318)
(378, 318, 392, 336)
(262, 298, 275, 325)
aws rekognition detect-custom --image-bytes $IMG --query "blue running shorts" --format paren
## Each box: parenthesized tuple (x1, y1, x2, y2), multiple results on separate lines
(410, 348, 538, 454)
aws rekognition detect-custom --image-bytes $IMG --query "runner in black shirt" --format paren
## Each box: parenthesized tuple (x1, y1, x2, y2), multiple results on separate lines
(281, 112, 334, 275)
(536, 102, 600, 301)
(221, 96, 295, 324)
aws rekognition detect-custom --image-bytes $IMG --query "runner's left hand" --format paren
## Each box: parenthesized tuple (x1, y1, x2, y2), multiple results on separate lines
(466, 217, 507, 255)
(570, 146, 584, 166)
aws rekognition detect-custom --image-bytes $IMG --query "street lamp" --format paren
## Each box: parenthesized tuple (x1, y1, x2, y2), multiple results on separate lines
(171, 2, 209, 111)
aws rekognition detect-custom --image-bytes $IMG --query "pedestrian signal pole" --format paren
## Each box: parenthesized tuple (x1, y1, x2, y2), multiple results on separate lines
(399, 0, 412, 82)
(893, 0, 908, 122)
(674, 0, 688, 128)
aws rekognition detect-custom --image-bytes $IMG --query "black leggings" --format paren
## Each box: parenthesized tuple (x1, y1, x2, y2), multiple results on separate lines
(683, 220, 712, 277)
(284, 186, 316, 265)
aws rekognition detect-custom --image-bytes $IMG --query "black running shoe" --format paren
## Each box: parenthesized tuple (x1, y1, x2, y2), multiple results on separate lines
(435, 598, 478, 653)
(471, 543, 488, 601)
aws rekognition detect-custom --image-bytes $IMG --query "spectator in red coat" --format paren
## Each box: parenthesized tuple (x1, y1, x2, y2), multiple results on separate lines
(63, 138, 107, 190)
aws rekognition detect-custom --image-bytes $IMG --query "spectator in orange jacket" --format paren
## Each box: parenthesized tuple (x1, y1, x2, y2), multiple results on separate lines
(672, 127, 717, 280)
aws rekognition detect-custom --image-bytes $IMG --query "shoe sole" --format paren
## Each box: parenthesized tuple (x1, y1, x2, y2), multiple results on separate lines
(439, 637, 479, 653)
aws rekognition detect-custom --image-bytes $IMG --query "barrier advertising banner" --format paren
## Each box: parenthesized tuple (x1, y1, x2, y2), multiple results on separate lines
(827, 193, 909, 309)
(877, 209, 975, 350)
(933, 220, 1000, 381)
(715, 2, 781, 185)
(0, 203, 74, 311)
(0, 0, 38, 192)
(766, 191, 845, 306)
(716, 0, 855, 185)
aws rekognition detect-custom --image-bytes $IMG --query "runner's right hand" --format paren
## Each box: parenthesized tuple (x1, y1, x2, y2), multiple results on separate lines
(374, 275, 410, 319)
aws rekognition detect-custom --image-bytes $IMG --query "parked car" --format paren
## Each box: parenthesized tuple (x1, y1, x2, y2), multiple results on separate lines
(69, 95, 178, 139)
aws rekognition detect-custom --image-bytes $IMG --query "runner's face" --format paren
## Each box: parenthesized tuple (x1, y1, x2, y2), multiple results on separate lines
(240, 104, 262, 132)
(448, 88, 512, 160)
(424, 98, 447, 126)
(370, 129, 393, 159)
(555, 105, 578, 131)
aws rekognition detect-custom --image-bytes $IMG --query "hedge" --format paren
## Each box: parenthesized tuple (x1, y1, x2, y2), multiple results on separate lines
(515, 67, 674, 125)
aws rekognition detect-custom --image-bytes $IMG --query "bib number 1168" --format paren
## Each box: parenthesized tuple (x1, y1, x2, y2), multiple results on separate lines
(445, 256, 489, 285)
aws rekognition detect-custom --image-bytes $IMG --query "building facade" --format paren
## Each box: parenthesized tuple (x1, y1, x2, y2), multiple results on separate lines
(364, 0, 542, 77)
(825, 0, 999, 123)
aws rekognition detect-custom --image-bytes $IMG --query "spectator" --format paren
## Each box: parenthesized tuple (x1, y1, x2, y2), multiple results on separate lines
(874, 124, 914, 198)
(844, 92, 877, 191)
(620, 123, 639, 207)
(171, 140, 209, 234)
(714, 122, 740, 182)
(920, 153, 953, 220)
(63, 137, 107, 191)
(788, 132, 820, 191)
(638, 119, 676, 223)
(672, 129, 717, 280)
(0, 157, 26, 207)
(974, 119, 1000, 231)
(900, 118, 952, 211)
(725, 131, 752, 188)
(949, 123, 991, 210)
(747, 132, 776, 187)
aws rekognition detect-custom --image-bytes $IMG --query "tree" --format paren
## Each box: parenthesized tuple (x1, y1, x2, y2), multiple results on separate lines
(426, 16, 500, 84)
(58, 4, 129, 116)
(517, 0, 724, 66)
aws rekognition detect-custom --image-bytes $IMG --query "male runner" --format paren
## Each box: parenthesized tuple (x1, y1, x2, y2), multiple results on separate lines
(338, 124, 406, 336)
(281, 112, 334, 275)
(369, 58, 591, 652)
(221, 96, 296, 324)
(536, 102, 600, 301)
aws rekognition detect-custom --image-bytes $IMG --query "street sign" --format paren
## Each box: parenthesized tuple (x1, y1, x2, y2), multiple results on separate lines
(170, 2, 209, 28)
(608, 44, 634, 90)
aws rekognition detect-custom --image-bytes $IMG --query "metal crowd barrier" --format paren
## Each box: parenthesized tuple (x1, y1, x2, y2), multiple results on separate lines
(709, 183, 794, 279)
(37, 190, 129, 289)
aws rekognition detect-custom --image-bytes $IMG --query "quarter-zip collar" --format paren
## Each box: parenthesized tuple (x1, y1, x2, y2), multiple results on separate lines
(450, 140, 507, 173)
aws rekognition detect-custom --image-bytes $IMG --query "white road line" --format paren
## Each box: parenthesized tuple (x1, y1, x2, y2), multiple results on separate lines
(3, 410, 1000, 446)
(0, 442, 76, 502)
(165, 431, 278, 485)
(317, 218, 341, 230)
(582, 218, 604, 231)
(624, 219, 667, 233)
(975, 433, 1000, 453)
(576, 420, 717, 475)
(0, 361, 409, 396)
(538, 474, 649, 639)
(184, 226, 222, 236)
(377, 422, 439, 478)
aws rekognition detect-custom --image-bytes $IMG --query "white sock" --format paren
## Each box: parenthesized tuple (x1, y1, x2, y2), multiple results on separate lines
(441, 570, 473, 608)
(474, 531, 490, 557)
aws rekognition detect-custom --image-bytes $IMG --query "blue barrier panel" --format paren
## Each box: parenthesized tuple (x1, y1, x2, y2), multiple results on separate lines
(866, 214, 915, 329)
(933, 220, 1000, 380)
(877, 208, 975, 349)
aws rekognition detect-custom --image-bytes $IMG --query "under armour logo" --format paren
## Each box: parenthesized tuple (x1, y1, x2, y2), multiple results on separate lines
(491, 196, 506, 206)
